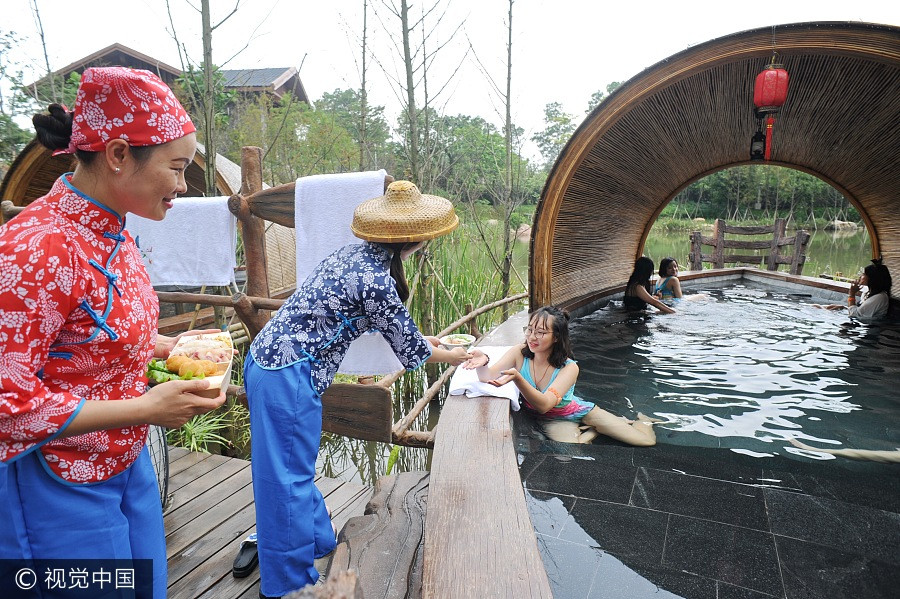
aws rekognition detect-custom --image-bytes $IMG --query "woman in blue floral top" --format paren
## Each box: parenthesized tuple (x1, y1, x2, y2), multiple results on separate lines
(245, 181, 470, 598)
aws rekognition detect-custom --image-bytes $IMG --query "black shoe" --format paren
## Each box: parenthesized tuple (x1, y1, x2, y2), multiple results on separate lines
(259, 592, 281, 599)
(232, 533, 258, 578)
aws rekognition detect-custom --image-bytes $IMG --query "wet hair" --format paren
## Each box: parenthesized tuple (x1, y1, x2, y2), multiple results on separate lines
(658, 257, 678, 278)
(521, 305, 574, 368)
(32, 103, 155, 166)
(864, 257, 892, 297)
(382, 242, 422, 302)
(627, 256, 655, 295)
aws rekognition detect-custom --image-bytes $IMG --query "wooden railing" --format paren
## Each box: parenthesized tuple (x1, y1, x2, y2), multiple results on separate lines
(689, 217, 810, 275)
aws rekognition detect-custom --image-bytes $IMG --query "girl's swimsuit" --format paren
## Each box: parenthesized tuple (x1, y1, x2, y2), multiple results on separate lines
(520, 357, 594, 421)
(654, 276, 676, 299)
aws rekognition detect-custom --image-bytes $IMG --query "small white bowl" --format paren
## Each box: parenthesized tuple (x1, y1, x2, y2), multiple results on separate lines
(440, 333, 476, 349)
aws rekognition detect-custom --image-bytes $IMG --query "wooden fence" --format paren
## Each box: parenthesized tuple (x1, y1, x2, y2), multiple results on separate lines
(689, 218, 810, 275)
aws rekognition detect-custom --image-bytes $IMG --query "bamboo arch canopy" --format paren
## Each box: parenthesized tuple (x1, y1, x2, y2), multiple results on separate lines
(531, 21, 900, 312)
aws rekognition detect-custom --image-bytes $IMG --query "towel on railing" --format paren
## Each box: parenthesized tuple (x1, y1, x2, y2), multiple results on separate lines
(125, 196, 237, 287)
(294, 169, 403, 375)
(447, 346, 520, 411)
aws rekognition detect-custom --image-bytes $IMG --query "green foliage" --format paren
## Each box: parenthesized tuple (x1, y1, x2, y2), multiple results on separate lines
(385, 445, 402, 475)
(585, 81, 623, 114)
(166, 410, 232, 454)
(316, 88, 392, 170)
(665, 164, 859, 227)
(0, 112, 31, 166)
(176, 64, 235, 137)
(532, 102, 577, 170)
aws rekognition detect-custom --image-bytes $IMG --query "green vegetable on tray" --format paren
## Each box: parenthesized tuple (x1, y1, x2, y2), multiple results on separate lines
(146, 358, 206, 384)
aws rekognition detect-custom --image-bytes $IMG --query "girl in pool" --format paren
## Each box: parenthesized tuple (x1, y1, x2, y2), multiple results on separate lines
(625, 256, 676, 314)
(463, 306, 658, 445)
(820, 257, 892, 320)
(654, 257, 683, 300)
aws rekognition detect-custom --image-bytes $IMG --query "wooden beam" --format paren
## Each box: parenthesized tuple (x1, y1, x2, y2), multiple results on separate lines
(422, 395, 551, 598)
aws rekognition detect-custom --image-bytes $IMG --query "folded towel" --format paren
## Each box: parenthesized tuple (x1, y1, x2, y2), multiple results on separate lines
(295, 169, 388, 282)
(447, 346, 520, 411)
(294, 170, 403, 375)
(125, 196, 237, 287)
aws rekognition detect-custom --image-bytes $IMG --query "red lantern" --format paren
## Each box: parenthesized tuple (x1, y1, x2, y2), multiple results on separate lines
(752, 62, 789, 160)
(754, 64, 789, 111)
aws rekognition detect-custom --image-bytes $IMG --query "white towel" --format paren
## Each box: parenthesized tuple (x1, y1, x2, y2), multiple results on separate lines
(447, 346, 520, 411)
(294, 169, 403, 375)
(125, 196, 237, 287)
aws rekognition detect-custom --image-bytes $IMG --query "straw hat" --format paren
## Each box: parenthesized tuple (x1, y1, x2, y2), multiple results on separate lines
(351, 180, 459, 243)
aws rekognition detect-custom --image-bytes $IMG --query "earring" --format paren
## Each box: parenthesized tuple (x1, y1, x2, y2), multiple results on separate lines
(114, 167, 121, 174)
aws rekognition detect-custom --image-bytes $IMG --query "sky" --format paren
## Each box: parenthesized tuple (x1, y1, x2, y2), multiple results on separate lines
(4, 0, 898, 160)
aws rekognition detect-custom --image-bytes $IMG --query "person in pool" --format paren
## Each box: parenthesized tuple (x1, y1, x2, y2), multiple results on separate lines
(819, 257, 892, 321)
(654, 257, 683, 300)
(463, 306, 659, 445)
(625, 257, 676, 314)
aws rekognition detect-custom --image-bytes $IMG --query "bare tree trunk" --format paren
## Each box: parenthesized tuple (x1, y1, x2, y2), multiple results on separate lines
(500, 0, 515, 319)
(400, 0, 419, 181)
(201, 0, 217, 196)
(359, 0, 369, 172)
(30, 0, 57, 103)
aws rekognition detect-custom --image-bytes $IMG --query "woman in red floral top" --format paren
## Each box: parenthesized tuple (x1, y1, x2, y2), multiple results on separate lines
(0, 67, 225, 598)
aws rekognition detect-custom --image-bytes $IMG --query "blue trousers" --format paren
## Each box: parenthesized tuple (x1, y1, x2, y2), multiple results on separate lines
(0, 446, 166, 598)
(245, 357, 337, 597)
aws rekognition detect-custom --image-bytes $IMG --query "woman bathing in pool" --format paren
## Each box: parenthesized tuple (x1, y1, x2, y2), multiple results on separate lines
(463, 306, 658, 445)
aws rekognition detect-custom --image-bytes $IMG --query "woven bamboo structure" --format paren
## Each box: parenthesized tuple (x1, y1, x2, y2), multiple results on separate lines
(531, 22, 900, 312)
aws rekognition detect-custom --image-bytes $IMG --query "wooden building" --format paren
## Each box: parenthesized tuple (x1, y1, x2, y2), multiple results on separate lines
(24, 43, 309, 105)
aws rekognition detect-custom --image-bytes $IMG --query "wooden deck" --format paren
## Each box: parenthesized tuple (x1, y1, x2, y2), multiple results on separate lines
(163, 447, 372, 598)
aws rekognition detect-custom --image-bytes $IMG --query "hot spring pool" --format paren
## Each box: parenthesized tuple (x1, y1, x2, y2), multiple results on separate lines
(569, 282, 900, 463)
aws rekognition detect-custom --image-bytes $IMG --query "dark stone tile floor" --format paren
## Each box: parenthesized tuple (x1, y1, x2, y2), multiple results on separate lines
(513, 410, 900, 599)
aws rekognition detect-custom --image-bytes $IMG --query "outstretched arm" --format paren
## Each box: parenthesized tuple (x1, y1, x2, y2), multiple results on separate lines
(635, 285, 676, 314)
(463, 344, 523, 381)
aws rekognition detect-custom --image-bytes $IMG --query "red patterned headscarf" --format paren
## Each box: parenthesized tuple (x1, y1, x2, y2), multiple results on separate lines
(55, 66, 195, 156)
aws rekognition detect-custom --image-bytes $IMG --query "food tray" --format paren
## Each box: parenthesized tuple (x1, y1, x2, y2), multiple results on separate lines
(169, 332, 234, 399)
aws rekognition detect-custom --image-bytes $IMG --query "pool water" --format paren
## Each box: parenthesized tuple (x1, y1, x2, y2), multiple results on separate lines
(570, 283, 900, 463)
(515, 282, 899, 598)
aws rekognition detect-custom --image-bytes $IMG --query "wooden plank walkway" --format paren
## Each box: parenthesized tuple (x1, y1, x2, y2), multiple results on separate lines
(163, 447, 372, 599)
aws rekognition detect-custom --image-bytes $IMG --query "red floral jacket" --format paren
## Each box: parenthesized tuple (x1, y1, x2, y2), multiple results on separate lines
(0, 175, 158, 483)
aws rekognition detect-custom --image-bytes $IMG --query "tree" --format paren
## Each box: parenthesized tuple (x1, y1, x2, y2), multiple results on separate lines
(225, 92, 358, 183)
(166, 0, 241, 196)
(316, 88, 392, 171)
(585, 81, 623, 113)
(532, 102, 576, 170)
(374, 0, 466, 185)
(0, 29, 34, 174)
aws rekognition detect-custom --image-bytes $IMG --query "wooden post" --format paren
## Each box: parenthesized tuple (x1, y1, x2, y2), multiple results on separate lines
(713, 219, 726, 269)
(767, 218, 786, 271)
(791, 229, 810, 275)
(238, 146, 270, 301)
(226, 146, 271, 339)
(231, 292, 267, 339)
(689, 231, 703, 270)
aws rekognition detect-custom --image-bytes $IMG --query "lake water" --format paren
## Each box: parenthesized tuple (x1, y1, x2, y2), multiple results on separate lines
(644, 226, 872, 278)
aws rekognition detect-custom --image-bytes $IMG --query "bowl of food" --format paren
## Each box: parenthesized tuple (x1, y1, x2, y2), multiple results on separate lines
(440, 333, 476, 350)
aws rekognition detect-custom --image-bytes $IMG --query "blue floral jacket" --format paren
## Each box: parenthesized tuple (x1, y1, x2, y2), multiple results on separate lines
(249, 242, 432, 394)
